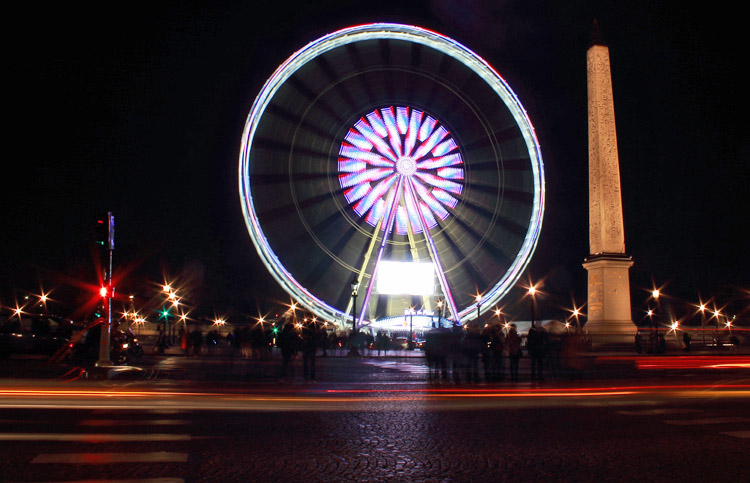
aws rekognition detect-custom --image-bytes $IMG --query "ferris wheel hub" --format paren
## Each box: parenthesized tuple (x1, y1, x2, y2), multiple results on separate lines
(396, 157, 417, 176)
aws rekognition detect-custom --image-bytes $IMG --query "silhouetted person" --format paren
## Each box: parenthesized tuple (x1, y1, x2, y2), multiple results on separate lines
(506, 324, 522, 382)
(278, 323, 298, 381)
(635, 332, 642, 354)
(463, 323, 482, 383)
(491, 326, 506, 381)
(527, 323, 547, 381)
(190, 328, 203, 357)
(301, 320, 318, 381)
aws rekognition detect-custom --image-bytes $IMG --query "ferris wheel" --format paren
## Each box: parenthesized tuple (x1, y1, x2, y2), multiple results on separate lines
(239, 23, 544, 327)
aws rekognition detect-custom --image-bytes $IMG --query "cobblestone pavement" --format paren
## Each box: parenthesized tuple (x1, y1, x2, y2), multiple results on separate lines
(1, 348, 749, 482)
(2, 399, 748, 482)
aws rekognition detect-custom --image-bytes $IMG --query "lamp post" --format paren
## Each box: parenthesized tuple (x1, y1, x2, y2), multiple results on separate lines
(436, 299, 444, 328)
(351, 280, 359, 333)
(408, 307, 415, 349)
(572, 307, 582, 332)
(650, 289, 661, 353)
(475, 294, 482, 321)
(698, 303, 707, 347)
(528, 285, 537, 328)
(349, 280, 360, 357)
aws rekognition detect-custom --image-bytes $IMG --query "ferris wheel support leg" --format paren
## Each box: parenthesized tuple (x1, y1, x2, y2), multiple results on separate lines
(404, 179, 460, 325)
(356, 177, 403, 328)
(345, 217, 384, 319)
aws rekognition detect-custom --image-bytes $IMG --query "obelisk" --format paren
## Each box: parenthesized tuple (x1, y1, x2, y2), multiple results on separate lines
(582, 20, 635, 336)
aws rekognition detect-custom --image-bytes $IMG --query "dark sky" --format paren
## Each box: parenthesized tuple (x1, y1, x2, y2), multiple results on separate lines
(4, 1, 748, 321)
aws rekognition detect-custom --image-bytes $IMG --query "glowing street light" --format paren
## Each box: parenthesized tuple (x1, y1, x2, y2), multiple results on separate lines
(475, 294, 482, 321)
(698, 301, 708, 346)
(527, 284, 538, 328)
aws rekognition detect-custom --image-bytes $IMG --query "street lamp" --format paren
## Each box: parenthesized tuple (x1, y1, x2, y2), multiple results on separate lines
(475, 294, 482, 321)
(349, 279, 360, 357)
(350, 279, 359, 333)
(528, 285, 537, 328)
(698, 302, 707, 347)
(570, 306, 583, 332)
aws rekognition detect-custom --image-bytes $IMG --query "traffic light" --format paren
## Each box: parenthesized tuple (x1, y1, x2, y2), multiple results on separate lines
(93, 212, 114, 250)
(99, 286, 109, 298)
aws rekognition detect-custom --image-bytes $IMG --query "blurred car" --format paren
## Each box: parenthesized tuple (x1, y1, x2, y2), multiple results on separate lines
(392, 337, 409, 350)
(70, 320, 132, 365)
(0, 313, 77, 358)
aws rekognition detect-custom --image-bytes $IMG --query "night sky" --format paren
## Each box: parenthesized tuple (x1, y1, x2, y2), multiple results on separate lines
(4, 1, 748, 322)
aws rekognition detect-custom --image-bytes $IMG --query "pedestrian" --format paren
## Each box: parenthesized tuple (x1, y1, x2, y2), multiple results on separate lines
(190, 328, 203, 357)
(463, 322, 482, 383)
(278, 323, 299, 381)
(527, 323, 546, 381)
(156, 326, 167, 355)
(635, 331, 642, 354)
(492, 326, 506, 381)
(506, 324, 522, 382)
(301, 319, 318, 382)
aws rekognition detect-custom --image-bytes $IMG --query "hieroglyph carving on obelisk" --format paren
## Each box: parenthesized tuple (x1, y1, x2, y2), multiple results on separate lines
(587, 39, 625, 255)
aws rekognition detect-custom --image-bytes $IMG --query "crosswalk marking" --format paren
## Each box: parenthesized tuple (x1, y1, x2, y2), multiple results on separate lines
(0, 433, 191, 442)
(31, 452, 189, 464)
(664, 417, 750, 426)
(720, 430, 750, 439)
(617, 408, 750, 439)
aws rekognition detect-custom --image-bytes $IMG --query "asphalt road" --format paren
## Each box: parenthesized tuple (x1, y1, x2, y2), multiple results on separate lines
(1, 351, 749, 482)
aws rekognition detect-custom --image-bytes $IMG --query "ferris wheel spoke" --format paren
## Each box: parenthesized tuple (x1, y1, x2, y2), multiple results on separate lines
(438, 226, 492, 289)
(256, 191, 333, 223)
(264, 102, 340, 142)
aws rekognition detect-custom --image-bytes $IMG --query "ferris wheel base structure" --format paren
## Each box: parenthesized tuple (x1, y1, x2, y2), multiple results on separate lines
(239, 24, 545, 329)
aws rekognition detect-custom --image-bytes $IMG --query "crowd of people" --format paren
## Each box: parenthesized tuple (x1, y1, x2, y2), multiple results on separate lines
(151, 318, 587, 383)
(423, 322, 586, 383)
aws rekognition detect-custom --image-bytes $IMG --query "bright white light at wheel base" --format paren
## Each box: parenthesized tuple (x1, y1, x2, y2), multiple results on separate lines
(239, 23, 545, 324)
(377, 261, 435, 295)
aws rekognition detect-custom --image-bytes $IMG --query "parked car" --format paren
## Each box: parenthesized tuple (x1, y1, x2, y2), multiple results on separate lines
(0, 313, 77, 358)
(70, 320, 134, 365)
(393, 337, 409, 350)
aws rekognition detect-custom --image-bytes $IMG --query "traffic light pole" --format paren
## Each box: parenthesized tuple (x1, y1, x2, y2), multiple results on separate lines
(96, 212, 114, 367)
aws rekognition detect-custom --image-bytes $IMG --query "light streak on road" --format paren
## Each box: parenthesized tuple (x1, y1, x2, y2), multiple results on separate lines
(598, 356, 750, 370)
(0, 383, 749, 411)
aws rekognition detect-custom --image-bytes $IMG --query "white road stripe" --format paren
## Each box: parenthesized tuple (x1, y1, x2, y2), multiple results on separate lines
(617, 409, 702, 416)
(721, 430, 750, 438)
(79, 419, 190, 426)
(38, 480, 184, 483)
(664, 417, 750, 426)
(31, 452, 188, 464)
(90, 409, 188, 415)
(0, 433, 191, 442)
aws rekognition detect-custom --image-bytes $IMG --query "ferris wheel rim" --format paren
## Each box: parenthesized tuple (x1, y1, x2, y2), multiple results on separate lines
(239, 23, 545, 325)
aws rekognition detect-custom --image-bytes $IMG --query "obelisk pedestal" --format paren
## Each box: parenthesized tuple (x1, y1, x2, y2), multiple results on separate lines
(583, 21, 636, 340)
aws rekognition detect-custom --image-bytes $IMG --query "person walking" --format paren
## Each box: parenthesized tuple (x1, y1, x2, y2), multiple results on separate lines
(506, 324, 522, 382)
(527, 323, 547, 381)
(301, 319, 319, 382)
(278, 323, 299, 381)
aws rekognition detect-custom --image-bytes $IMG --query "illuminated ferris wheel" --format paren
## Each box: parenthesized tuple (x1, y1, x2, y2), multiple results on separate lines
(239, 23, 545, 327)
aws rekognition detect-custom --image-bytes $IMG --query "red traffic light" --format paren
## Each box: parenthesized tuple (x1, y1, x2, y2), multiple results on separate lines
(99, 286, 109, 298)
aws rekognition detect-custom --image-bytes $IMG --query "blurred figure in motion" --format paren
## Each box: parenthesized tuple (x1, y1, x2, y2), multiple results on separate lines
(506, 324, 522, 382)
